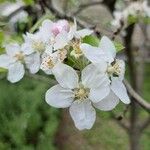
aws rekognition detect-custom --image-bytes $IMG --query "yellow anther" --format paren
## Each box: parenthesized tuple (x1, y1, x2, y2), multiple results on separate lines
(32, 41, 45, 53)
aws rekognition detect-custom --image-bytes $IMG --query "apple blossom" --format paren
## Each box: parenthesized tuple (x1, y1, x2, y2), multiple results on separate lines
(22, 32, 46, 74)
(111, 0, 150, 28)
(81, 36, 130, 104)
(45, 63, 120, 130)
(0, 43, 25, 83)
(39, 19, 70, 51)
(39, 19, 93, 57)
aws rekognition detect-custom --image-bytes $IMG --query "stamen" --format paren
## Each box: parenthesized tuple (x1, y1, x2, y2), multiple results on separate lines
(41, 56, 55, 69)
(32, 41, 45, 53)
(71, 40, 83, 58)
(74, 85, 89, 101)
(14, 52, 24, 62)
(107, 60, 121, 76)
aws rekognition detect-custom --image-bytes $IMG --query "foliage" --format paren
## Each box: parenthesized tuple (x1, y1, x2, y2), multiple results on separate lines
(0, 78, 60, 150)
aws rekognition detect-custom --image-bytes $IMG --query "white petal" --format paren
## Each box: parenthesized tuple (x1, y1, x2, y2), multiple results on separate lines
(80, 43, 106, 63)
(82, 64, 108, 88)
(0, 54, 14, 68)
(7, 62, 25, 83)
(81, 64, 105, 88)
(93, 91, 119, 111)
(52, 63, 79, 89)
(116, 59, 125, 80)
(75, 29, 93, 38)
(21, 42, 34, 55)
(25, 53, 40, 74)
(68, 18, 77, 40)
(6, 43, 21, 57)
(39, 20, 54, 42)
(90, 85, 110, 103)
(69, 100, 96, 130)
(111, 79, 130, 104)
(45, 45, 53, 55)
(99, 36, 116, 62)
(94, 61, 108, 73)
(54, 31, 69, 50)
(45, 84, 74, 108)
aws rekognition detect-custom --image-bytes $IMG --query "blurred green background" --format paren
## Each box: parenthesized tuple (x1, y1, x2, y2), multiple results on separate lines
(0, 0, 150, 150)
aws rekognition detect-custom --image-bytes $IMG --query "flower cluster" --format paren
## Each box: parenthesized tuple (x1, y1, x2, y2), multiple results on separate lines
(112, 0, 150, 28)
(0, 18, 130, 130)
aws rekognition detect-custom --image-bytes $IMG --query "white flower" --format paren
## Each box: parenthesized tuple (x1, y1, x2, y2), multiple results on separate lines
(143, 1, 150, 17)
(39, 19, 70, 51)
(45, 63, 119, 130)
(39, 19, 93, 53)
(0, 43, 25, 83)
(68, 19, 93, 40)
(40, 46, 67, 74)
(40, 51, 59, 75)
(111, 1, 150, 28)
(22, 32, 45, 74)
(67, 19, 93, 58)
(81, 36, 130, 104)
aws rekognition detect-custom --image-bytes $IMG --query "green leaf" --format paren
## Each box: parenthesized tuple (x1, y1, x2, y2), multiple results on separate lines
(82, 35, 99, 47)
(0, 31, 4, 45)
(127, 15, 138, 25)
(23, 0, 34, 5)
(113, 41, 125, 52)
(0, 67, 7, 73)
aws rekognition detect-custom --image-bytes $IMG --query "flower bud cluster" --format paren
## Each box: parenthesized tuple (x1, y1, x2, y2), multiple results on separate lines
(0, 18, 130, 130)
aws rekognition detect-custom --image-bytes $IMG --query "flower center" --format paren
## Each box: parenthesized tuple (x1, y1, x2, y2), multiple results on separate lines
(107, 61, 121, 76)
(32, 41, 45, 53)
(41, 56, 54, 69)
(14, 52, 24, 62)
(70, 40, 83, 58)
(58, 49, 67, 61)
(74, 86, 89, 101)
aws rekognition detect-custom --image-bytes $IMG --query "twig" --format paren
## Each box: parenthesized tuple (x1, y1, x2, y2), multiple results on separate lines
(124, 79, 150, 113)
(139, 116, 150, 132)
(111, 112, 130, 132)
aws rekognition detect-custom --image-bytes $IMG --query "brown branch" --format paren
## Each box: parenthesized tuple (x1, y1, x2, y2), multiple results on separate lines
(139, 116, 150, 132)
(124, 79, 150, 113)
(111, 112, 130, 132)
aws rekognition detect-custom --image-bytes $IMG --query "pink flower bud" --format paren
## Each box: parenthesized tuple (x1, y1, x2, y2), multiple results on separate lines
(52, 20, 70, 36)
